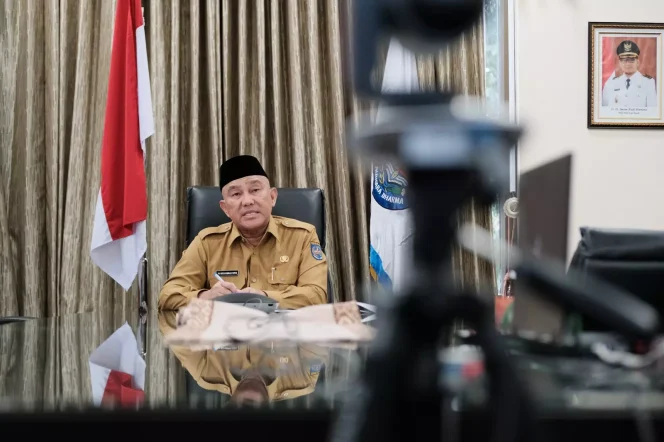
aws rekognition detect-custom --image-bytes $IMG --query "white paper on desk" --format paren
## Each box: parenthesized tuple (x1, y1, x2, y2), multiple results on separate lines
(166, 300, 376, 349)
(89, 322, 146, 405)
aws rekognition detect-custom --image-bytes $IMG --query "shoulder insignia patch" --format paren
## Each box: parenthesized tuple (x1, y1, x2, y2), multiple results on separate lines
(279, 217, 314, 232)
(199, 222, 232, 238)
(644, 74, 653, 79)
(310, 243, 324, 261)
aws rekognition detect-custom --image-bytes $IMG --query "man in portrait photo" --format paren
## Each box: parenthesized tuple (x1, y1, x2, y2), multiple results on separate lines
(602, 40, 657, 107)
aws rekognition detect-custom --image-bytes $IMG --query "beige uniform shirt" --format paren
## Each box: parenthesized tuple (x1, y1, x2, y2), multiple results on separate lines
(158, 216, 327, 310)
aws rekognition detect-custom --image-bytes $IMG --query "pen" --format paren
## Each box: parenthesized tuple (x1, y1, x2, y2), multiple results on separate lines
(215, 273, 224, 282)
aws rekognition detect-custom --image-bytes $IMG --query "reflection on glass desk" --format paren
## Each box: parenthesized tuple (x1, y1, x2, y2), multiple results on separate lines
(157, 310, 366, 409)
(2, 310, 664, 417)
(0, 310, 366, 412)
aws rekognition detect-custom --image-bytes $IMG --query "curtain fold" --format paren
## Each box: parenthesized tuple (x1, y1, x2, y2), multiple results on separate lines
(414, 22, 496, 295)
(145, 0, 225, 318)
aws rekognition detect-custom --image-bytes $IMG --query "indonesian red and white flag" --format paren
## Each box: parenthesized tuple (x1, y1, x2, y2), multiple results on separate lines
(89, 323, 146, 407)
(91, 0, 154, 290)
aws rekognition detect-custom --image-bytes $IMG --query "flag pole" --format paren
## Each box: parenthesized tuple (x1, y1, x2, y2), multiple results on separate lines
(138, 4, 148, 318)
(138, 4, 148, 357)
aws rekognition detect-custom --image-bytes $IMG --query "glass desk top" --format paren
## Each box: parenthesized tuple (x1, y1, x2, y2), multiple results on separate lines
(0, 310, 365, 412)
(2, 309, 664, 414)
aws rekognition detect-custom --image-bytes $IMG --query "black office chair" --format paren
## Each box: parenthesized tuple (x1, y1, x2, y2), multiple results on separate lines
(185, 186, 332, 302)
(569, 227, 664, 333)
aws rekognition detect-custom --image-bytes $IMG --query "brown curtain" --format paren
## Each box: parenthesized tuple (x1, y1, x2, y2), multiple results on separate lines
(414, 22, 496, 295)
(0, 0, 135, 319)
(145, 0, 369, 308)
(1, 0, 368, 318)
(0, 0, 183, 404)
(1, 0, 489, 318)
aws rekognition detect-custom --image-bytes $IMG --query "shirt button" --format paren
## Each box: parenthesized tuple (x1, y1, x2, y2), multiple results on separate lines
(282, 393, 289, 397)
(284, 221, 289, 225)
(251, 277, 257, 283)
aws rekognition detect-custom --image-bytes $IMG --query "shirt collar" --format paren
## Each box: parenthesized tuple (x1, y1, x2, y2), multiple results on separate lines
(228, 216, 280, 247)
(626, 71, 642, 82)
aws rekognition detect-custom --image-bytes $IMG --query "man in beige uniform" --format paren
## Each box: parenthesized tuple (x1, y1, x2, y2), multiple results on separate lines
(158, 155, 327, 310)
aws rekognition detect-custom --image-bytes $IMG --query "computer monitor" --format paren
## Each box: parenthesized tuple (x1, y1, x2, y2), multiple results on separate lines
(512, 154, 572, 338)
(517, 154, 572, 263)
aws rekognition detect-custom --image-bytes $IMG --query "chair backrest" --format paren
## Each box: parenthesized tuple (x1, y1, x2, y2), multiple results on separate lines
(569, 227, 664, 333)
(185, 187, 326, 249)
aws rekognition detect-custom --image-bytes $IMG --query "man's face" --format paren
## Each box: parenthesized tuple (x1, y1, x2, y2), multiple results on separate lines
(220, 176, 277, 233)
(230, 378, 269, 407)
(619, 56, 639, 75)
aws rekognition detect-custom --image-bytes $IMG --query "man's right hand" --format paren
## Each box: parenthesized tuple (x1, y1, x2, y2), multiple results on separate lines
(198, 280, 239, 300)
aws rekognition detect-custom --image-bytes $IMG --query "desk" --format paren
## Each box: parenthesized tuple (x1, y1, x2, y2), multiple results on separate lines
(1, 310, 664, 441)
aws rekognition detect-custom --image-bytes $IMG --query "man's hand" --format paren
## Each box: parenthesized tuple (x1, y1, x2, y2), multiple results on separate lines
(239, 287, 268, 296)
(198, 280, 239, 300)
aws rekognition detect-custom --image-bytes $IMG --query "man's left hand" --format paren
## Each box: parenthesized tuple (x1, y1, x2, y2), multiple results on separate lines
(239, 287, 268, 296)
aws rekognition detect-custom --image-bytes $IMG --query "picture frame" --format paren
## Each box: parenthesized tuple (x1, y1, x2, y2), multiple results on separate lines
(588, 22, 664, 128)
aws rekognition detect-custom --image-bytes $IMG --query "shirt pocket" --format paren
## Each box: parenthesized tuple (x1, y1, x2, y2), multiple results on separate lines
(267, 263, 298, 290)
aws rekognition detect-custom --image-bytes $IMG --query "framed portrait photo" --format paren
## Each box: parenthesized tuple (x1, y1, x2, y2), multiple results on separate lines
(588, 22, 664, 128)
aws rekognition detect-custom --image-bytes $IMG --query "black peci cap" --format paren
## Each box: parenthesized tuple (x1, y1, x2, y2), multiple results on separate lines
(617, 40, 640, 58)
(219, 155, 268, 191)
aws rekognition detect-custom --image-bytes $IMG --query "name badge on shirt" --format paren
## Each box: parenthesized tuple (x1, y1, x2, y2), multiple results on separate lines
(215, 270, 239, 277)
(213, 344, 239, 351)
